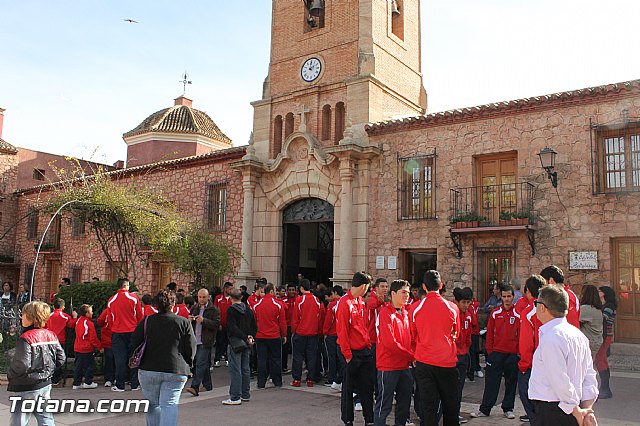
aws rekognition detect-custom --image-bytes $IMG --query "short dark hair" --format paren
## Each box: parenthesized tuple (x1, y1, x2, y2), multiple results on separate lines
(299, 279, 311, 292)
(287, 282, 297, 290)
(540, 265, 564, 284)
(264, 283, 275, 294)
(501, 285, 515, 296)
(166, 282, 177, 291)
(422, 270, 441, 292)
(117, 277, 129, 289)
(184, 295, 195, 307)
(53, 298, 65, 309)
(176, 292, 185, 304)
(352, 272, 372, 288)
(240, 285, 247, 292)
(374, 277, 388, 288)
(538, 285, 568, 317)
(462, 287, 474, 301)
(525, 275, 545, 298)
(141, 294, 153, 305)
(223, 281, 234, 289)
(580, 285, 602, 310)
(78, 304, 91, 316)
(390, 279, 409, 294)
(61, 277, 71, 285)
(155, 290, 176, 314)
(331, 285, 344, 297)
(255, 281, 266, 290)
(453, 287, 472, 302)
(229, 288, 242, 301)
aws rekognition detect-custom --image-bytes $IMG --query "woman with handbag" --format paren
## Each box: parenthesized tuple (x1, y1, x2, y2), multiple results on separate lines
(131, 290, 196, 425)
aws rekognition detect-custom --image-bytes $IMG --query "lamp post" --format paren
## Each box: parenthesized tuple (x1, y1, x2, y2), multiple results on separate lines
(538, 147, 558, 188)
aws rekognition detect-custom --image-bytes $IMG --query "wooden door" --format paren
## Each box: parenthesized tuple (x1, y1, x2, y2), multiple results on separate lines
(478, 251, 513, 303)
(476, 153, 517, 223)
(158, 263, 173, 292)
(49, 261, 60, 298)
(613, 239, 640, 343)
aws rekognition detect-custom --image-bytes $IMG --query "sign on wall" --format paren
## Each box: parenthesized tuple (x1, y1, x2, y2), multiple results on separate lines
(388, 256, 397, 270)
(569, 251, 598, 270)
(376, 256, 385, 270)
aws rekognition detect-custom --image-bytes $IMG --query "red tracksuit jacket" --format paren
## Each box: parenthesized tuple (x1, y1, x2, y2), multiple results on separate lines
(410, 292, 460, 368)
(376, 304, 414, 371)
(96, 310, 113, 349)
(106, 289, 143, 333)
(142, 305, 158, 318)
(172, 304, 190, 319)
(47, 309, 76, 344)
(322, 299, 338, 337)
(214, 294, 233, 328)
(518, 298, 542, 372)
(281, 296, 296, 327)
(336, 291, 370, 360)
(254, 294, 287, 339)
(486, 305, 520, 354)
(74, 316, 102, 353)
(514, 296, 530, 315)
(367, 290, 386, 344)
(291, 293, 324, 336)
(469, 299, 480, 336)
(457, 310, 473, 356)
(565, 285, 580, 328)
(247, 293, 261, 310)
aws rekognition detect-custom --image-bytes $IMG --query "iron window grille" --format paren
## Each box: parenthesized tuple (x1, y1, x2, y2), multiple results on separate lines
(397, 151, 437, 220)
(591, 117, 640, 194)
(26, 209, 39, 240)
(207, 181, 227, 232)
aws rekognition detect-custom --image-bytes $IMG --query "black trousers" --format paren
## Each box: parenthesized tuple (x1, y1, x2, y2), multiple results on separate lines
(256, 338, 283, 387)
(374, 369, 412, 426)
(282, 326, 292, 370)
(341, 347, 375, 424)
(415, 362, 459, 426)
(325, 335, 343, 384)
(214, 328, 227, 362)
(479, 352, 519, 414)
(532, 401, 579, 426)
(292, 334, 318, 382)
(456, 354, 470, 417)
(73, 352, 95, 386)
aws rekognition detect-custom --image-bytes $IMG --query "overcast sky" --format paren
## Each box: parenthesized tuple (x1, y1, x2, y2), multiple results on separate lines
(1, 0, 639, 165)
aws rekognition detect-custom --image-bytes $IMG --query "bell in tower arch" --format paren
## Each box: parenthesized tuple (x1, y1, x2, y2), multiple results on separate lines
(307, 0, 324, 17)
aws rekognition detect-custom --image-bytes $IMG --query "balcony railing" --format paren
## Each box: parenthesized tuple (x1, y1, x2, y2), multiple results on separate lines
(450, 182, 534, 228)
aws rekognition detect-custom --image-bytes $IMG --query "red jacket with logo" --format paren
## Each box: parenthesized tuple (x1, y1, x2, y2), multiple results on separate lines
(281, 296, 296, 327)
(247, 293, 261, 311)
(74, 316, 102, 353)
(172, 304, 190, 319)
(410, 292, 460, 368)
(106, 289, 143, 333)
(142, 305, 158, 318)
(96, 309, 113, 348)
(469, 299, 480, 335)
(46, 309, 76, 344)
(514, 296, 530, 316)
(565, 284, 580, 328)
(376, 304, 414, 371)
(336, 292, 371, 360)
(367, 290, 386, 344)
(518, 298, 542, 372)
(323, 299, 339, 336)
(214, 294, 233, 328)
(486, 305, 520, 354)
(291, 293, 324, 336)
(253, 294, 287, 339)
(457, 309, 473, 356)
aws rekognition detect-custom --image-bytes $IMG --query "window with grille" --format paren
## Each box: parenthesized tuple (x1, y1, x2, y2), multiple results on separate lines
(207, 181, 227, 231)
(70, 267, 83, 284)
(593, 121, 640, 193)
(23, 264, 34, 287)
(26, 209, 39, 240)
(398, 154, 436, 220)
(72, 215, 85, 237)
(32, 168, 45, 181)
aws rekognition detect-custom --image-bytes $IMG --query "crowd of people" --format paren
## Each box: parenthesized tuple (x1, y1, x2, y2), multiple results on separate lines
(4, 265, 617, 426)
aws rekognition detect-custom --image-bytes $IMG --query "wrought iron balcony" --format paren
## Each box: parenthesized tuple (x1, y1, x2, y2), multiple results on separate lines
(449, 182, 535, 229)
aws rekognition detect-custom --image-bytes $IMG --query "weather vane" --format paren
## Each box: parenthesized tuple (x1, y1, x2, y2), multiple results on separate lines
(179, 71, 192, 95)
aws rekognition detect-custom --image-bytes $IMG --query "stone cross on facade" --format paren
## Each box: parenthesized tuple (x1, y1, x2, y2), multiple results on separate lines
(296, 104, 311, 133)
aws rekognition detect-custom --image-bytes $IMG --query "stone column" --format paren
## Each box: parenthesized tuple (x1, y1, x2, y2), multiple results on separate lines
(238, 173, 257, 277)
(337, 157, 355, 278)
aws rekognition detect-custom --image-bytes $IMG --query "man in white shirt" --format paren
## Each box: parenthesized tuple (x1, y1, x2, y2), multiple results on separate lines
(529, 285, 599, 426)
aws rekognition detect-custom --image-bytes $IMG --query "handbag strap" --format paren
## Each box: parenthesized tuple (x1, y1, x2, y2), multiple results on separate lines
(143, 316, 148, 340)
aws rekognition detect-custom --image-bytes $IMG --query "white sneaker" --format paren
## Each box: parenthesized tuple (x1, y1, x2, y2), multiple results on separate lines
(470, 411, 488, 418)
(475, 370, 484, 378)
(104, 381, 112, 387)
(225, 360, 229, 367)
(81, 382, 98, 389)
(111, 386, 125, 392)
(406, 421, 415, 426)
(331, 382, 342, 392)
(214, 361, 221, 367)
(131, 386, 141, 391)
(459, 416, 468, 424)
(354, 402, 362, 411)
(72, 385, 81, 390)
(222, 399, 242, 405)
(504, 411, 515, 419)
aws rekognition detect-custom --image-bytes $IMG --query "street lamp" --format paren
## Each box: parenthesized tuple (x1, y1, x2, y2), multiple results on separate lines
(538, 147, 558, 188)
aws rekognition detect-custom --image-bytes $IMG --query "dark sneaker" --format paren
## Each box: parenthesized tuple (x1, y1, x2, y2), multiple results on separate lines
(186, 387, 199, 397)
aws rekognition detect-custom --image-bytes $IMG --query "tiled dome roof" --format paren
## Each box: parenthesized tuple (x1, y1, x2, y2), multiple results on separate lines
(123, 102, 231, 144)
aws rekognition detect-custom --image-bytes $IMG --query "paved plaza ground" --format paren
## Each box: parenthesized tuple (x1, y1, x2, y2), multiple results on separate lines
(1, 366, 639, 425)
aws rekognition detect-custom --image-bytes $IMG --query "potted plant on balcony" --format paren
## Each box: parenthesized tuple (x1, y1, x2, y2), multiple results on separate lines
(512, 211, 530, 226)
(451, 212, 485, 229)
(499, 211, 514, 226)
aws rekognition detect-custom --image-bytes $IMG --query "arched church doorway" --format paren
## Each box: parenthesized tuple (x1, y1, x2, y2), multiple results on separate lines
(282, 198, 334, 286)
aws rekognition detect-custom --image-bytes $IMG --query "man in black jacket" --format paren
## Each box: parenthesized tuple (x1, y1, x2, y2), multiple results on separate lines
(223, 288, 257, 405)
(186, 288, 220, 397)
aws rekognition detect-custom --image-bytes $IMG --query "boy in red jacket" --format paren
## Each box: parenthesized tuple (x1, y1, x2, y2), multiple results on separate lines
(291, 279, 324, 387)
(253, 283, 287, 388)
(471, 285, 520, 420)
(374, 279, 414, 426)
(97, 308, 115, 387)
(73, 304, 103, 390)
(47, 298, 77, 385)
(322, 285, 344, 390)
(173, 292, 190, 318)
(453, 287, 473, 424)
(214, 282, 234, 367)
(540, 265, 580, 328)
(280, 282, 297, 373)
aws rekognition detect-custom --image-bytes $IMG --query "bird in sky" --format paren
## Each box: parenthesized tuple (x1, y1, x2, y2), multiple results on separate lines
(123, 19, 139, 23)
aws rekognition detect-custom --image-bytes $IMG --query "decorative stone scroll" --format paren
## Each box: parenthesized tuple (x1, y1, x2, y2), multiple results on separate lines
(283, 198, 334, 223)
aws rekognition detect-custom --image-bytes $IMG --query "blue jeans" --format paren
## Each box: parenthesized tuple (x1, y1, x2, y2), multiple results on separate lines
(112, 332, 139, 389)
(519, 369, 535, 422)
(10, 385, 54, 426)
(73, 352, 95, 386)
(227, 345, 251, 401)
(190, 345, 212, 390)
(138, 369, 187, 426)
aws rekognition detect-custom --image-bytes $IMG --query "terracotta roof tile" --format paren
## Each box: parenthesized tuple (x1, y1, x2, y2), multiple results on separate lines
(366, 79, 640, 135)
(123, 105, 232, 143)
(0, 138, 17, 154)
